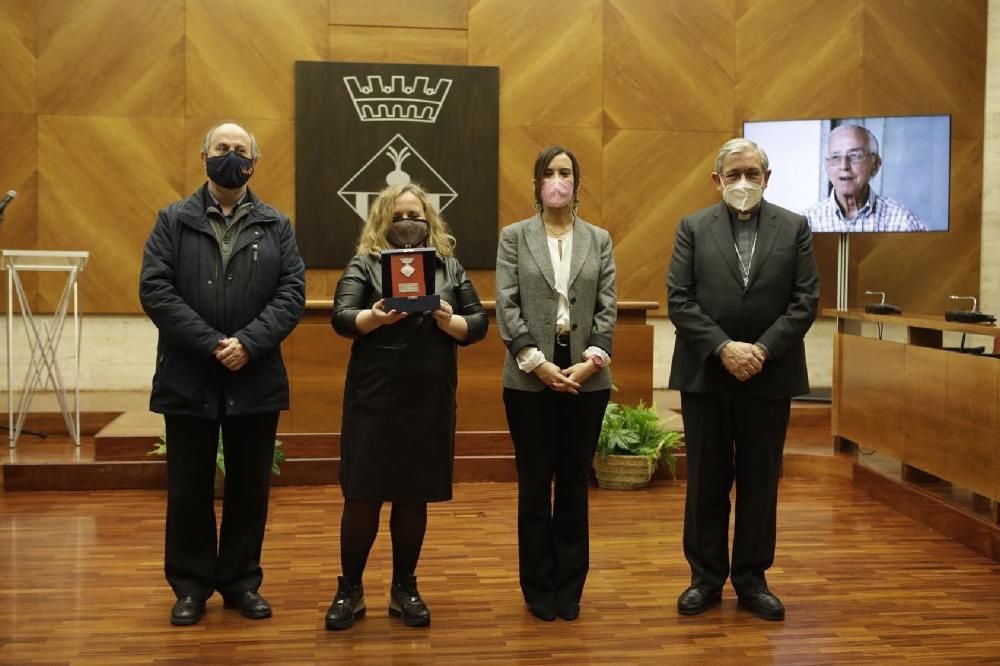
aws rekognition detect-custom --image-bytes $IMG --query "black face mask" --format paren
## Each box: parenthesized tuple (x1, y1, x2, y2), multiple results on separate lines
(206, 151, 254, 189)
(387, 218, 429, 248)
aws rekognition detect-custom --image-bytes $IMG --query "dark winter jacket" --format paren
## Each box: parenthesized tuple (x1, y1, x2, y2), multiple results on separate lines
(139, 185, 306, 417)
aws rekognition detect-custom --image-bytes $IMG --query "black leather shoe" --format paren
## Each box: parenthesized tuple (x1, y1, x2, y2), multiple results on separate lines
(528, 603, 556, 621)
(677, 586, 722, 616)
(223, 590, 272, 619)
(738, 588, 785, 621)
(556, 603, 580, 621)
(170, 596, 206, 626)
(325, 576, 366, 630)
(389, 575, 430, 627)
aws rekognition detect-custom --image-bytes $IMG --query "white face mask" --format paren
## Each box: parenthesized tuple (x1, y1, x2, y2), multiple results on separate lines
(722, 177, 763, 213)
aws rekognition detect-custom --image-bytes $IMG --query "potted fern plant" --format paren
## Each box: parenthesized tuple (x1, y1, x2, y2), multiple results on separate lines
(149, 432, 285, 496)
(593, 401, 682, 490)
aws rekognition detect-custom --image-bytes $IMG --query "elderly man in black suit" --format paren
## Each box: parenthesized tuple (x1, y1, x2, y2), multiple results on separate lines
(140, 122, 305, 626)
(667, 138, 819, 621)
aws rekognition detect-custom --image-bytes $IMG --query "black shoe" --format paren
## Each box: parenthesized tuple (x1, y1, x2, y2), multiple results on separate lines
(389, 575, 430, 627)
(325, 576, 366, 630)
(223, 590, 272, 619)
(528, 603, 556, 621)
(738, 588, 785, 621)
(556, 603, 580, 621)
(170, 596, 206, 626)
(677, 586, 722, 616)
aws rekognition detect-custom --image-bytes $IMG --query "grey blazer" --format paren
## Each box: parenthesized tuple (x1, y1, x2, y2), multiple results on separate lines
(496, 214, 616, 392)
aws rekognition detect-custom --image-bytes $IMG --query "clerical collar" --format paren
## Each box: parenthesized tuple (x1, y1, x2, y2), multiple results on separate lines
(727, 207, 759, 226)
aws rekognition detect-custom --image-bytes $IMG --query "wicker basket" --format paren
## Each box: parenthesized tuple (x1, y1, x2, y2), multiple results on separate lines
(592, 453, 655, 490)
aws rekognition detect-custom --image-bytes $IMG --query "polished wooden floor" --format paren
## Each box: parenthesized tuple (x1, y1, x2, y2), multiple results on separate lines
(2, 480, 1000, 665)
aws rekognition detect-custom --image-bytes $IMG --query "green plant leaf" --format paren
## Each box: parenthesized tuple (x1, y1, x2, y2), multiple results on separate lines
(595, 400, 683, 478)
(149, 432, 284, 477)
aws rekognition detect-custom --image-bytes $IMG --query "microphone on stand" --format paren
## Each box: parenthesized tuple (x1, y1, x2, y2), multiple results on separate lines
(0, 190, 15, 221)
(0, 190, 15, 212)
(0, 188, 46, 439)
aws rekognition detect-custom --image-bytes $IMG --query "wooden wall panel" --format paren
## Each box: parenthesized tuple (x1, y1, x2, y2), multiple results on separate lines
(305, 270, 340, 302)
(183, 119, 296, 221)
(813, 233, 841, 314)
(604, 0, 734, 131)
(36, 0, 184, 117)
(328, 26, 468, 65)
(847, 0, 987, 313)
(286, 317, 345, 433)
(836, 334, 906, 458)
(902, 345, 951, 473)
(186, 0, 328, 120)
(330, 0, 468, 30)
(0, 114, 37, 249)
(603, 129, 730, 314)
(942, 352, 998, 497)
(36, 116, 185, 313)
(4, 0, 988, 315)
(903, 347, 998, 499)
(863, 0, 987, 140)
(854, 139, 982, 313)
(468, 0, 602, 128)
(735, 0, 864, 125)
(0, 0, 36, 113)
(286, 304, 654, 434)
(498, 126, 603, 228)
(0, 113, 38, 309)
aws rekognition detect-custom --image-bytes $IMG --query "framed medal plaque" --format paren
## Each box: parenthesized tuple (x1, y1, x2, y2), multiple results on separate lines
(380, 247, 441, 313)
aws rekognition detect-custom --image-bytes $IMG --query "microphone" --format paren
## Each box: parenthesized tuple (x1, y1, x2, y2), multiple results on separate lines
(0, 190, 15, 215)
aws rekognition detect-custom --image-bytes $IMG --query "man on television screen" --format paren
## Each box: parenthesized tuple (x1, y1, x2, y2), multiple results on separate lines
(803, 124, 927, 232)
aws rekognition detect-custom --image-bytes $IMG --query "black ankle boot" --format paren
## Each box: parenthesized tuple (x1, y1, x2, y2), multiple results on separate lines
(388, 575, 430, 627)
(325, 576, 366, 630)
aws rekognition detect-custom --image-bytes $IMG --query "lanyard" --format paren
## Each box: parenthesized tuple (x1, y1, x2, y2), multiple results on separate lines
(733, 230, 758, 288)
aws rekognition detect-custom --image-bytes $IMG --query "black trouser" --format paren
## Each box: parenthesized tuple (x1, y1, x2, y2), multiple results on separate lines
(164, 411, 279, 600)
(680, 391, 790, 597)
(504, 354, 610, 611)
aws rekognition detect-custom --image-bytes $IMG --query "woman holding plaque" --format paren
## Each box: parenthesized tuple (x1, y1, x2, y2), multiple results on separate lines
(495, 146, 617, 622)
(325, 183, 488, 630)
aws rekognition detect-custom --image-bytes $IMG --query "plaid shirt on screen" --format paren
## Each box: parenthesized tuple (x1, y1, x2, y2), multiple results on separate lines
(803, 191, 927, 232)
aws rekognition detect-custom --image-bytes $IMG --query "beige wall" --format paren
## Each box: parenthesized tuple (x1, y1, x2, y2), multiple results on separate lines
(984, 0, 1000, 318)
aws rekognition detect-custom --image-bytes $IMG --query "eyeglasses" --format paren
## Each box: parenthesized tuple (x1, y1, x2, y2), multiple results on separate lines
(825, 150, 870, 165)
(721, 170, 764, 183)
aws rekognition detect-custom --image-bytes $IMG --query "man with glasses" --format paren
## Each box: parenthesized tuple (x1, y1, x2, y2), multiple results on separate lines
(804, 124, 926, 232)
(667, 138, 819, 621)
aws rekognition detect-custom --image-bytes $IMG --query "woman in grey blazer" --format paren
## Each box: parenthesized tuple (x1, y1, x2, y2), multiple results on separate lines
(495, 146, 617, 622)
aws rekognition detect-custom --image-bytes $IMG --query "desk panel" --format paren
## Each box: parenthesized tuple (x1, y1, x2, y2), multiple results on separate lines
(836, 334, 906, 459)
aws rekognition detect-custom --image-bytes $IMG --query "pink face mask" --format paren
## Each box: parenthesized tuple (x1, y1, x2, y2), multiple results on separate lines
(540, 178, 574, 208)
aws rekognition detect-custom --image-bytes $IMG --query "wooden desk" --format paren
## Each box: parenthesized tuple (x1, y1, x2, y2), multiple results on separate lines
(826, 308, 1000, 504)
(281, 301, 657, 438)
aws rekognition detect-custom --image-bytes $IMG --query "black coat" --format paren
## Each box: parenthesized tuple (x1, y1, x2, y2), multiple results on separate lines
(667, 200, 819, 399)
(139, 185, 306, 417)
(332, 253, 488, 502)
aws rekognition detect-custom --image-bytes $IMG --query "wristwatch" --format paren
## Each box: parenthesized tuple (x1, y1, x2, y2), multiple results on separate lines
(586, 354, 604, 368)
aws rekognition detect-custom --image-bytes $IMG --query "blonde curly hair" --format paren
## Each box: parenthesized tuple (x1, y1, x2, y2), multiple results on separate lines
(356, 183, 456, 257)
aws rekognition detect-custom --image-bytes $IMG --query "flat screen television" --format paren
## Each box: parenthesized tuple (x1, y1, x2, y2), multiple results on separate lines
(743, 115, 950, 232)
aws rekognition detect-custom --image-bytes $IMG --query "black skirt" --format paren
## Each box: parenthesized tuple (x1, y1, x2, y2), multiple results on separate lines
(339, 313, 458, 502)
